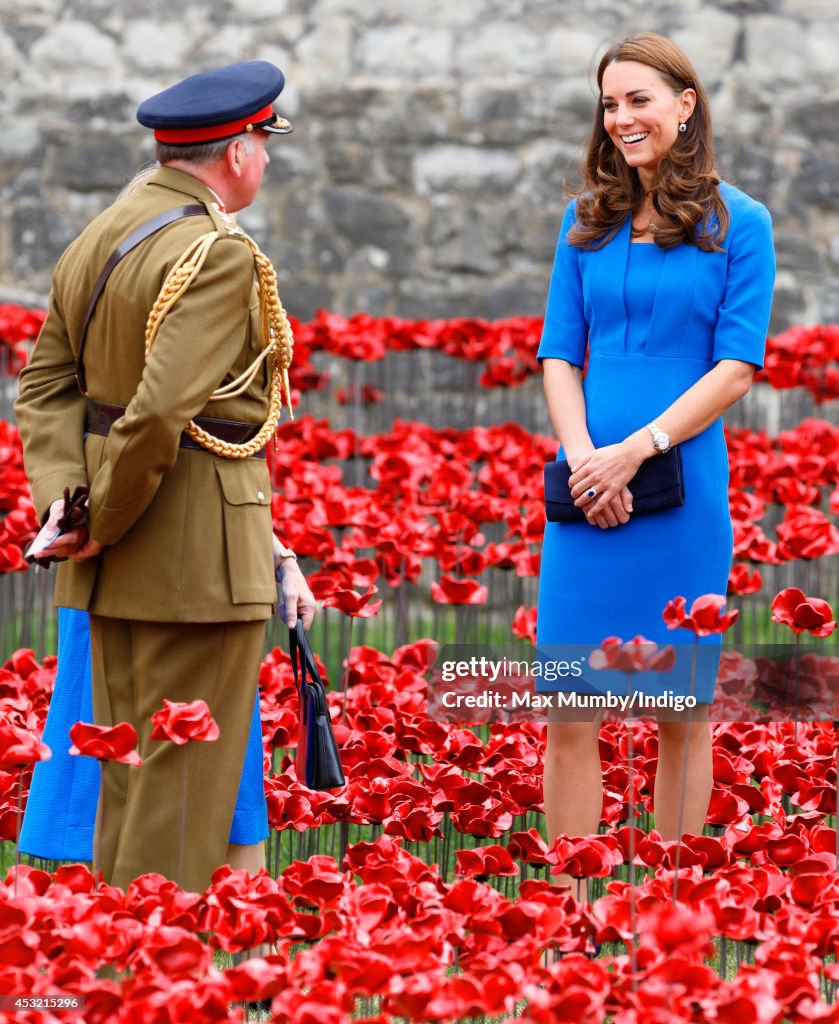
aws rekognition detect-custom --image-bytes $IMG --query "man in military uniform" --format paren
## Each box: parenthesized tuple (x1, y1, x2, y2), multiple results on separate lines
(15, 62, 315, 892)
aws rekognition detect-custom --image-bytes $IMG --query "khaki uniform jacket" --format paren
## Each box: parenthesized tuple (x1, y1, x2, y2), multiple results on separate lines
(14, 167, 277, 622)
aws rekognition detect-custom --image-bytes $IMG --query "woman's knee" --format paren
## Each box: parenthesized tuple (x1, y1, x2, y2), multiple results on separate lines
(657, 716, 711, 749)
(544, 720, 601, 756)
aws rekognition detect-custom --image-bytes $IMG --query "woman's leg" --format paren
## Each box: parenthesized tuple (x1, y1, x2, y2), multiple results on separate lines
(543, 716, 604, 892)
(653, 707, 713, 840)
(225, 841, 265, 874)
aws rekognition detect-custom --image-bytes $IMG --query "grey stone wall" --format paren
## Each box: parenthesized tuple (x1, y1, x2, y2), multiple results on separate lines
(1, 0, 838, 331)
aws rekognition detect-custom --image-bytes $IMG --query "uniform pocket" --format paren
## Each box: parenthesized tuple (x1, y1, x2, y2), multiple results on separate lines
(215, 460, 275, 605)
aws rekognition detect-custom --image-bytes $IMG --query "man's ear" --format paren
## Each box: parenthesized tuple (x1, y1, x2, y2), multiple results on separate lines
(225, 138, 244, 177)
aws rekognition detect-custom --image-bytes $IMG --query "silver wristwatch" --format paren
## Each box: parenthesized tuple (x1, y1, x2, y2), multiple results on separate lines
(646, 422, 671, 454)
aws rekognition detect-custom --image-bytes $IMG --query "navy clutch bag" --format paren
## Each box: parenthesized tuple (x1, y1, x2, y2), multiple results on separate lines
(289, 620, 346, 791)
(544, 447, 685, 522)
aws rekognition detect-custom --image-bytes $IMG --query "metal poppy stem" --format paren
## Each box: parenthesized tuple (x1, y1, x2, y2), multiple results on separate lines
(625, 671, 638, 991)
(340, 617, 354, 726)
(13, 768, 22, 898)
(672, 637, 698, 905)
(792, 633, 801, 747)
(93, 769, 104, 884)
(177, 745, 189, 890)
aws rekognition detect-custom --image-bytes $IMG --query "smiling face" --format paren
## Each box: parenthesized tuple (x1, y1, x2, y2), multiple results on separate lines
(600, 60, 696, 188)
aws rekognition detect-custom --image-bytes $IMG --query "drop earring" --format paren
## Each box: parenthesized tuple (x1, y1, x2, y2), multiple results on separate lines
(678, 122, 687, 133)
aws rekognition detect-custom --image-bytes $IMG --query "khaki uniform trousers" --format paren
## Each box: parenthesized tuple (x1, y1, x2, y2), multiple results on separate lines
(89, 614, 265, 893)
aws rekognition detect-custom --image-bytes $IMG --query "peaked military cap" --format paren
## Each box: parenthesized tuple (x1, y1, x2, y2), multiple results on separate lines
(137, 60, 293, 145)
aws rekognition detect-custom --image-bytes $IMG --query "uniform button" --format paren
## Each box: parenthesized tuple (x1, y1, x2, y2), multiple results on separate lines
(257, 490, 265, 502)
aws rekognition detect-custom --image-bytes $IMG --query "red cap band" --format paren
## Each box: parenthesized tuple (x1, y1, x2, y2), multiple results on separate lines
(153, 104, 274, 144)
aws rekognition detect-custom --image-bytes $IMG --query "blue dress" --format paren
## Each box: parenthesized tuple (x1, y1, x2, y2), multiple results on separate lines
(536, 184, 776, 700)
(20, 607, 269, 861)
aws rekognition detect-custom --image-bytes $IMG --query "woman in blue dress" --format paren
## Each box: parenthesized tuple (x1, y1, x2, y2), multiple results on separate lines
(20, 536, 314, 879)
(20, 607, 269, 870)
(536, 33, 775, 869)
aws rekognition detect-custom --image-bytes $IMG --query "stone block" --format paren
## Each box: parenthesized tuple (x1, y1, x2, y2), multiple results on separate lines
(457, 22, 547, 76)
(196, 25, 260, 62)
(770, 275, 809, 332)
(122, 20, 191, 72)
(805, 28, 839, 80)
(2, 123, 41, 164)
(275, 275, 334, 321)
(315, 0, 402, 17)
(773, 232, 823, 277)
(30, 21, 119, 71)
(227, 0, 288, 17)
(782, 0, 839, 16)
(672, 8, 741, 76)
(543, 26, 604, 76)
(325, 143, 370, 185)
(0, 0, 62, 22)
(414, 146, 520, 194)
(294, 19, 352, 86)
(784, 98, 839, 147)
(65, 91, 138, 123)
(714, 135, 777, 207)
(1, 168, 41, 199)
(523, 77, 597, 134)
(355, 25, 454, 79)
(396, 275, 492, 319)
(478, 274, 551, 319)
(44, 135, 135, 192)
(744, 16, 809, 84)
(11, 202, 79, 277)
(460, 83, 521, 126)
(0, 27, 23, 76)
(323, 187, 418, 273)
(792, 152, 839, 212)
(426, 199, 502, 275)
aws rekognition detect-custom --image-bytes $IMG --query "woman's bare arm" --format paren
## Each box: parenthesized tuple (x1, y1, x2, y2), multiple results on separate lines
(568, 358, 755, 525)
(543, 358, 633, 528)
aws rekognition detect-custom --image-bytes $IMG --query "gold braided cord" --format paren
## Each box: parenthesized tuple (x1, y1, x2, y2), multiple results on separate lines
(143, 228, 294, 459)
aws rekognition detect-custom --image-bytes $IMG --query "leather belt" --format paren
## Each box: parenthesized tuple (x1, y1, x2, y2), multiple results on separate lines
(85, 400, 267, 459)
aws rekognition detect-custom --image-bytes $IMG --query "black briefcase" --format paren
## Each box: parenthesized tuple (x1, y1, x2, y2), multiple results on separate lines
(289, 620, 345, 790)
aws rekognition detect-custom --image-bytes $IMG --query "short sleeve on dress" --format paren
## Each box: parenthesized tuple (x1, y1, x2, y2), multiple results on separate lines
(537, 200, 588, 368)
(712, 200, 776, 369)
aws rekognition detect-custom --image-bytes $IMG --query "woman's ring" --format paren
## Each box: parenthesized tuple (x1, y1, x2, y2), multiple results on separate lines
(586, 488, 597, 499)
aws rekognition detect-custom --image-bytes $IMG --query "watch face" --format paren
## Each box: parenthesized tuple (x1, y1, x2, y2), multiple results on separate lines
(655, 436, 669, 451)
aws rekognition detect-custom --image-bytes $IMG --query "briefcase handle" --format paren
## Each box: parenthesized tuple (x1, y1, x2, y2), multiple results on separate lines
(288, 620, 324, 692)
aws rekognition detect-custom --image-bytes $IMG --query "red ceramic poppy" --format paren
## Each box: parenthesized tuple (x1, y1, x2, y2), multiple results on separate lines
(0, 722, 50, 769)
(150, 699, 220, 744)
(777, 505, 839, 561)
(590, 635, 677, 674)
(511, 605, 537, 644)
(69, 721, 142, 765)
(430, 575, 488, 605)
(728, 563, 763, 595)
(663, 594, 739, 635)
(771, 587, 836, 637)
(323, 586, 382, 618)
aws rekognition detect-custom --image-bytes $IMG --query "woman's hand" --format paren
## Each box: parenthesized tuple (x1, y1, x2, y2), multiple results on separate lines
(276, 558, 317, 630)
(569, 441, 646, 529)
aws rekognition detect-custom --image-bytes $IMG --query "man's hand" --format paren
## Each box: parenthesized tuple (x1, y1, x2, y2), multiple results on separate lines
(33, 497, 95, 561)
(277, 558, 317, 630)
(68, 536, 103, 562)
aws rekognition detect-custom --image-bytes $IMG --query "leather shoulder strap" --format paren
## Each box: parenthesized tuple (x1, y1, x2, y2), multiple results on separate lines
(75, 203, 207, 394)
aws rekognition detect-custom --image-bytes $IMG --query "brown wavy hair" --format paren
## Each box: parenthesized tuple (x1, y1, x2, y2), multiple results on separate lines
(568, 33, 729, 252)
